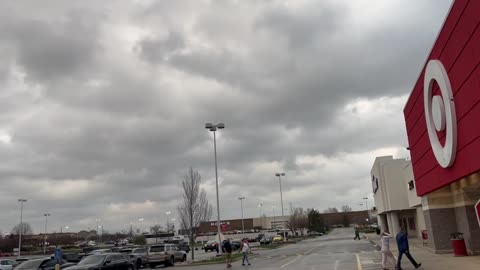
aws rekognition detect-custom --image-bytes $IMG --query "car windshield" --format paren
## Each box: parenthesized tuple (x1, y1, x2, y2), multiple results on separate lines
(17, 259, 44, 269)
(132, 249, 144, 253)
(78, 255, 106, 265)
(119, 249, 132, 253)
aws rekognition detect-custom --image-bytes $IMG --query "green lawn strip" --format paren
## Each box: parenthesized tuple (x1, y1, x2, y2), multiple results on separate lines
(253, 243, 286, 250)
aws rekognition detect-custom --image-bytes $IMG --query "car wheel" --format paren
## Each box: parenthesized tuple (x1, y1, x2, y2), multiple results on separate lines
(165, 256, 175, 267)
(136, 259, 142, 269)
(182, 255, 187, 262)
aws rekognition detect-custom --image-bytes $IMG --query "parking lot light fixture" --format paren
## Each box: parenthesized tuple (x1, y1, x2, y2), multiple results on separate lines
(205, 122, 225, 254)
(275, 173, 287, 241)
(362, 197, 369, 211)
(257, 204, 263, 218)
(43, 214, 50, 254)
(238, 197, 245, 235)
(18, 199, 27, 258)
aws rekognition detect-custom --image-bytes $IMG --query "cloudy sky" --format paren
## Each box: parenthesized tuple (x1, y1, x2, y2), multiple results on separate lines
(0, 0, 452, 234)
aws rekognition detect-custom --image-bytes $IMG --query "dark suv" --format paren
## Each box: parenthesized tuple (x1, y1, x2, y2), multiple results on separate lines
(64, 254, 134, 270)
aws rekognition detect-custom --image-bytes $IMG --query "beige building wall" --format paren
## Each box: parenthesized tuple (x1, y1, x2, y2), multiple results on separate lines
(371, 156, 424, 238)
(253, 216, 290, 229)
(421, 173, 480, 255)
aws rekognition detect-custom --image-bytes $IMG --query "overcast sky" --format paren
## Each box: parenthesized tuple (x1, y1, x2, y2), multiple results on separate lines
(0, 0, 452, 234)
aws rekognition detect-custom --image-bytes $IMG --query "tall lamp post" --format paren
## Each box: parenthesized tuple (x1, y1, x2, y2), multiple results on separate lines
(238, 197, 245, 236)
(362, 197, 369, 211)
(272, 205, 276, 229)
(18, 199, 27, 258)
(257, 204, 263, 218)
(165, 211, 172, 232)
(205, 122, 225, 254)
(275, 173, 287, 241)
(43, 214, 50, 254)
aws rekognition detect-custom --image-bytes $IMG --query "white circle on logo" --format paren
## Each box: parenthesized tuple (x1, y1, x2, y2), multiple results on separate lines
(432, 95, 445, 132)
(424, 59, 457, 168)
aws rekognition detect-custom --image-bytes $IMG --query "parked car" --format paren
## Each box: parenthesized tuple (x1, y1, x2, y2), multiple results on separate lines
(88, 249, 112, 255)
(176, 243, 190, 254)
(146, 244, 187, 267)
(63, 253, 83, 263)
(15, 258, 74, 270)
(272, 236, 284, 242)
(231, 240, 242, 251)
(307, 231, 323, 236)
(259, 236, 273, 245)
(119, 247, 148, 269)
(203, 241, 218, 252)
(64, 254, 133, 270)
(0, 259, 18, 270)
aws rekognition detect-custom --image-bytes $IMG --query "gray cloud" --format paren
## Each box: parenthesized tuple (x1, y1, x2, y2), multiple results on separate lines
(0, 0, 452, 233)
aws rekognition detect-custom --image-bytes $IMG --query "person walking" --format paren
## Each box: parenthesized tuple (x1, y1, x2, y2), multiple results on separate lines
(381, 230, 397, 270)
(354, 227, 361, 240)
(223, 239, 233, 268)
(396, 228, 422, 269)
(240, 238, 251, 266)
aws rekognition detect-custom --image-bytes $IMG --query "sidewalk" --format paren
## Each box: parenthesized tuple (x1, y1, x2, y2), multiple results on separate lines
(363, 233, 480, 270)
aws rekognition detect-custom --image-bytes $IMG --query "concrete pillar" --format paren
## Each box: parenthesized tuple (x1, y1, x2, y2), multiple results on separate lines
(378, 214, 388, 232)
(390, 212, 401, 237)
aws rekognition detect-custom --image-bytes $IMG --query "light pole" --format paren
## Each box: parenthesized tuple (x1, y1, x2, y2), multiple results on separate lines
(165, 211, 171, 232)
(257, 204, 263, 218)
(43, 214, 50, 254)
(272, 205, 276, 229)
(238, 197, 245, 235)
(61, 226, 69, 233)
(139, 218, 144, 233)
(205, 122, 225, 254)
(275, 173, 287, 241)
(18, 199, 27, 258)
(359, 203, 363, 211)
(363, 197, 369, 211)
(96, 219, 100, 234)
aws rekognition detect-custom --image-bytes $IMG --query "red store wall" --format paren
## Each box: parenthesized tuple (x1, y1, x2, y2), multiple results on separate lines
(404, 0, 480, 196)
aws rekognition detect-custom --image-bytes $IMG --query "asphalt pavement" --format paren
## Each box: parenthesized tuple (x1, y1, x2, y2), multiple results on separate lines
(146, 228, 384, 270)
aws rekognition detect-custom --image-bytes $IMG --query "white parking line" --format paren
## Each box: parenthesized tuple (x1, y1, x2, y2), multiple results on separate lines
(281, 255, 301, 268)
(303, 246, 317, 254)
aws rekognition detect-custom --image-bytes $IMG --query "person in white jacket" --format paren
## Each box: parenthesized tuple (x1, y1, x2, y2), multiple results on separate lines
(381, 230, 398, 269)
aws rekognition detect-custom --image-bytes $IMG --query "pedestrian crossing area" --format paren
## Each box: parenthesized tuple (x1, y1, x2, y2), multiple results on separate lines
(256, 251, 386, 269)
(258, 250, 377, 259)
(357, 251, 385, 270)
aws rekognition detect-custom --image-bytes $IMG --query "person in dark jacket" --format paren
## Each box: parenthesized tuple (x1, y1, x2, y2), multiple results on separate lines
(396, 228, 422, 269)
(354, 227, 361, 240)
(223, 239, 233, 268)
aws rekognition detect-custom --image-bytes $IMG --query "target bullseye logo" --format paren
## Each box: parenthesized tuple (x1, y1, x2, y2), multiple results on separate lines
(424, 60, 457, 168)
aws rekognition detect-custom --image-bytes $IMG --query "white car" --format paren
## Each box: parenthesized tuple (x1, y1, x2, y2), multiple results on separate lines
(0, 259, 18, 270)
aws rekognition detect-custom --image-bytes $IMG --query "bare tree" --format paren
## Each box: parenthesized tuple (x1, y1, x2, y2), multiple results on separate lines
(341, 205, 353, 212)
(323, 207, 339, 213)
(288, 208, 308, 235)
(177, 167, 212, 261)
(11, 223, 33, 235)
(150, 225, 163, 243)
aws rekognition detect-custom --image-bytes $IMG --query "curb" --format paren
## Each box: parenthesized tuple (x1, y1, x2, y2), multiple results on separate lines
(177, 253, 258, 267)
(362, 235, 381, 250)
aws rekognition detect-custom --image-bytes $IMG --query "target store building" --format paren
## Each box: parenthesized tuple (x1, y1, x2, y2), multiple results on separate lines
(404, 0, 480, 254)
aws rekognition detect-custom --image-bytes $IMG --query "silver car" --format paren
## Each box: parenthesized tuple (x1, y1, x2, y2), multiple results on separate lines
(120, 248, 148, 269)
(147, 244, 187, 267)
